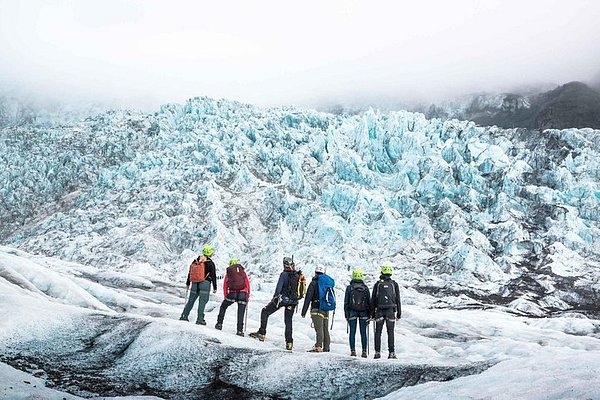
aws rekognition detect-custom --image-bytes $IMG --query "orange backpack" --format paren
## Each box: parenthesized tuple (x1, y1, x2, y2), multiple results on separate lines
(189, 256, 207, 283)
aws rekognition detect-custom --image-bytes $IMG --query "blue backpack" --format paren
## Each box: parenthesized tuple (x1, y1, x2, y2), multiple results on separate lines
(318, 274, 336, 311)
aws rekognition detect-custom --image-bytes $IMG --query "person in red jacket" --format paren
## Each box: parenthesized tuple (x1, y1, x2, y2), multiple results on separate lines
(215, 258, 250, 336)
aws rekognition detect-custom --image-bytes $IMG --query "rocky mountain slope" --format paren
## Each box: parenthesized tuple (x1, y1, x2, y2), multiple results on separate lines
(425, 81, 600, 130)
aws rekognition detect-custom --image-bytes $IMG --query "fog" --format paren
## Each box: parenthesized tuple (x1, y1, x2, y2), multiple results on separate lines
(1, 0, 599, 110)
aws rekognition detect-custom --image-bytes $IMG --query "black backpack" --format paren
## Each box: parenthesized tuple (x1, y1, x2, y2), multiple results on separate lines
(349, 282, 369, 312)
(280, 271, 301, 306)
(376, 280, 396, 310)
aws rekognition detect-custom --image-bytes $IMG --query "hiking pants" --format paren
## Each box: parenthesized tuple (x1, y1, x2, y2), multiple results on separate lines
(374, 308, 396, 353)
(310, 308, 330, 351)
(181, 281, 211, 322)
(259, 300, 295, 344)
(217, 291, 248, 332)
(348, 311, 369, 352)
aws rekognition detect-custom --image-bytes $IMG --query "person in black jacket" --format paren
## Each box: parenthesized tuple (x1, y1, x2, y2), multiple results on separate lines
(370, 264, 401, 359)
(249, 257, 302, 350)
(301, 265, 331, 353)
(179, 245, 218, 325)
(344, 268, 370, 357)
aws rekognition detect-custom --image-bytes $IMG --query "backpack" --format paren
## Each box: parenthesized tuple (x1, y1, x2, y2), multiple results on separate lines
(189, 257, 206, 283)
(297, 272, 307, 300)
(349, 282, 369, 312)
(318, 274, 336, 312)
(280, 270, 302, 306)
(227, 264, 246, 291)
(376, 279, 396, 309)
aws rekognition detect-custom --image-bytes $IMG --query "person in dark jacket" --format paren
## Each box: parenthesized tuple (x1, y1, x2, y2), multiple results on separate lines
(249, 257, 302, 350)
(215, 258, 251, 336)
(370, 264, 401, 359)
(344, 268, 371, 357)
(179, 245, 218, 325)
(301, 265, 331, 353)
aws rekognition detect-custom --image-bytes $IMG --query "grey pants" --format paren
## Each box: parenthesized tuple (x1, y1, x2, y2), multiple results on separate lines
(311, 308, 330, 351)
(374, 308, 396, 352)
(181, 281, 211, 322)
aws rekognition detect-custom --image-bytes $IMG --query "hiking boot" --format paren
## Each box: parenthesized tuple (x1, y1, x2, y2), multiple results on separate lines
(308, 346, 322, 353)
(350, 350, 357, 357)
(179, 316, 188, 321)
(286, 342, 293, 351)
(215, 323, 222, 330)
(196, 320, 206, 325)
(249, 332, 266, 342)
(388, 352, 397, 359)
(361, 351, 368, 358)
(323, 348, 330, 352)
(236, 331, 244, 337)
(374, 352, 381, 359)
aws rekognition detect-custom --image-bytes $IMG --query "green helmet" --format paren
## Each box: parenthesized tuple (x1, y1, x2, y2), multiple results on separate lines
(352, 268, 363, 280)
(381, 264, 393, 275)
(202, 245, 215, 257)
(229, 258, 239, 266)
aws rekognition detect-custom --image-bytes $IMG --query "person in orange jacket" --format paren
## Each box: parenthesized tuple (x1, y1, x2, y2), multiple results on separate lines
(215, 258, 250, 336)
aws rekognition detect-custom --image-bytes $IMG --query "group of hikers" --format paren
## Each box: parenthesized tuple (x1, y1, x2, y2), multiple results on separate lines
(179, 245, 402, 359)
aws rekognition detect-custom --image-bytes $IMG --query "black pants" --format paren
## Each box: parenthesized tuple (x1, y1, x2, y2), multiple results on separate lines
(217, 292, 247, 332)
(258, 300, 295, 344)
(374, 308, 396, 353)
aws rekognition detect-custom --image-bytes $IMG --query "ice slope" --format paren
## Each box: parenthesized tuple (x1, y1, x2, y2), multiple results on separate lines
(1, 247, 599, 399)
(0, 97, 599, 316)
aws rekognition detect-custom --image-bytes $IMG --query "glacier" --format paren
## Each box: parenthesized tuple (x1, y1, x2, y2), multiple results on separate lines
(1, 96, 600, 399)
(1, 96, 598, 315)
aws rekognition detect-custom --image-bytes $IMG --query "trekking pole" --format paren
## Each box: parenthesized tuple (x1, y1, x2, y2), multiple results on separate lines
(366, 319, 370, 356)
(372, 319, 376, 355)
(244, 302, 249, 336)
(330, 310, 335, 330)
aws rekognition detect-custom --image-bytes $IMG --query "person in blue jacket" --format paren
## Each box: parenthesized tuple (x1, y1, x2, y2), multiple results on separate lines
(249, 257, 303, 350)
(344, 268, 371, 357)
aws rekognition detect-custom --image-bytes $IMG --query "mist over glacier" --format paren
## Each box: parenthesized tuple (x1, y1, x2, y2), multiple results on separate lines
(1, 96, 600, 399)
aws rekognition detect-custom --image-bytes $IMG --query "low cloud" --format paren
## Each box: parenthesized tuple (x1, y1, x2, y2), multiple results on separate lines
(1, 0, 599, 110)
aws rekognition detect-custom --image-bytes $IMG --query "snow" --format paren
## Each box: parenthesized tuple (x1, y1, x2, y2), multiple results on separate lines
(0, 246, 599, 398)
(380, 350, 600, 400)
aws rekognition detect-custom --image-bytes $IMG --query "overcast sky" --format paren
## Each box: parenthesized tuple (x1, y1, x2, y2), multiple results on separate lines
(1, 0, 599, 110)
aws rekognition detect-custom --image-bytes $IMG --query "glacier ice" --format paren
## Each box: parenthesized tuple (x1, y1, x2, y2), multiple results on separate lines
(0, 96, 599, 316)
